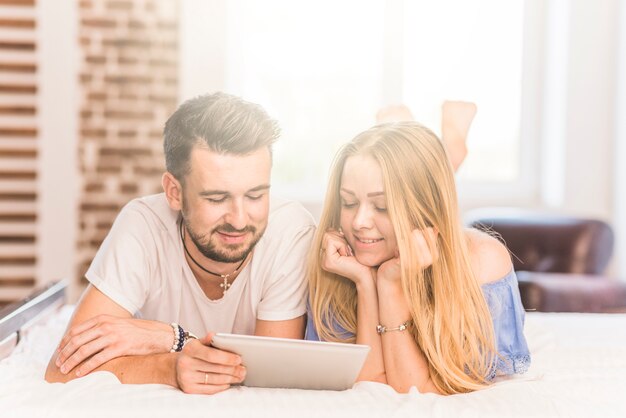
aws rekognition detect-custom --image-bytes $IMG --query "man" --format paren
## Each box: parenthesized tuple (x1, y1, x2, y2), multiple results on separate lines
(45, 93, 315, 394)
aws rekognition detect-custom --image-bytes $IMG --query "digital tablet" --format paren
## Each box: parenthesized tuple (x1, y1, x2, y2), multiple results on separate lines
(211, 333, 370, 391)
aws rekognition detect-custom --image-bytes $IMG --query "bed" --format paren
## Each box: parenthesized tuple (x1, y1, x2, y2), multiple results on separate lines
(1, 282, 626, 418)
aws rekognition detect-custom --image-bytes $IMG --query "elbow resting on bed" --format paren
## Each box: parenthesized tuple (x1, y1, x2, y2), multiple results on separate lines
(44, 353, 76, 383)
(391, 377, 441, 395)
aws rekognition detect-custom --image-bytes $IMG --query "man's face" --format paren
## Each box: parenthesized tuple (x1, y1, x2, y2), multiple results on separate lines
(180, 146, 272, 263)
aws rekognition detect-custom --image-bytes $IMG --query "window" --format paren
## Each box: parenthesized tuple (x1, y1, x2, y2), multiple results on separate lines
(181, 0, 533, 203)
(402, 0, 525, 184)
(223, 0, 385, 200)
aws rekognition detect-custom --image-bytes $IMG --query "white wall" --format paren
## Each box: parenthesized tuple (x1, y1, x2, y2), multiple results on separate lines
(36, 0, 80, 297)
(178, 0, 228, 102)
(560, 0, 618, 221)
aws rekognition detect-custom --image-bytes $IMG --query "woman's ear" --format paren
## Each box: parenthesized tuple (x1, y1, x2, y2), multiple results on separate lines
(162, 172, 183, 211)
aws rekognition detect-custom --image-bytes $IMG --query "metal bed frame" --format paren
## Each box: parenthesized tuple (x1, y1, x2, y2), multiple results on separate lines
(0, 281, 67, 360)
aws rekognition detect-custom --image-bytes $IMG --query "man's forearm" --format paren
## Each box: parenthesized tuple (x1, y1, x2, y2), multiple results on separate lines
(45, 350, 178, 387)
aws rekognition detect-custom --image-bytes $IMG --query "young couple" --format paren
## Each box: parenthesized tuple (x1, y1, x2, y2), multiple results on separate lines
(45, 92, 529, 395)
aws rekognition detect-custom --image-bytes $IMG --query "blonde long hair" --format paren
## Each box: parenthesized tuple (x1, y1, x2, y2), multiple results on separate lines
(308, 122, 496, 394)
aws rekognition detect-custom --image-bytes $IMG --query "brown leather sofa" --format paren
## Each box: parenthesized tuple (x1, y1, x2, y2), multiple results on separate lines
(466, 208, 626, 313)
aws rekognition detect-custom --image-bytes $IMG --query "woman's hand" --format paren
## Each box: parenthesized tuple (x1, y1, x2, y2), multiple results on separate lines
(320, 229, 374, 286)
(377, 228, 438, 283)
(55, 315, 174, 377)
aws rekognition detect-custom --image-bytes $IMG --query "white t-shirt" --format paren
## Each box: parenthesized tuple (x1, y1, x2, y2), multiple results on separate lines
(85, 193, 316, 337)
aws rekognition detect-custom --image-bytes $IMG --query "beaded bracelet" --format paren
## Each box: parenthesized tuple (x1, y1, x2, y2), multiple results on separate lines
(170, 323, 184, 352)
(170, 323, 198, 352)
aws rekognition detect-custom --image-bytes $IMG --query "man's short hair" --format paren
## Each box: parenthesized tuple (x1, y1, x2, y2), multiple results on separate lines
(163, 92, 280, 182)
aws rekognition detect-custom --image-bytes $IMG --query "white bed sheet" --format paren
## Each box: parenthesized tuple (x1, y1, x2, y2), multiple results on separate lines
(1, 306, 626, 418)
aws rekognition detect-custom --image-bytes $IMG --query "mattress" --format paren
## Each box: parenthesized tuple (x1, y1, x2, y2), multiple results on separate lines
(1, 306, 626, 418)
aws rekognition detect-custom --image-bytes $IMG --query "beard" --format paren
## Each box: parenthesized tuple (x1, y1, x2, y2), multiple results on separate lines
(183, 217, 264, 263)
(180, 196, 265, 263)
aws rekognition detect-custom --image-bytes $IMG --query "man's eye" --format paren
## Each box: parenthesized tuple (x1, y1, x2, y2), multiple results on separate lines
(206, 197, 226, 203)
(247, 194, 264, 200)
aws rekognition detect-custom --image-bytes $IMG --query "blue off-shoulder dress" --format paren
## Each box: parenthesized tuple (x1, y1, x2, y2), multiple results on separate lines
(305, 269, 531, 379)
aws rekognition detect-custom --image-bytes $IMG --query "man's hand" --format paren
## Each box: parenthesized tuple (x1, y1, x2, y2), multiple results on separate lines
(175, 333, 246, 394)
(55, 315, 173, 377)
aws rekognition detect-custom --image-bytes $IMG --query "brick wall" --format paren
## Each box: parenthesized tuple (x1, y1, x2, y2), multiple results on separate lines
(0, 0, 38, 306)
(77, 0, 179, 284)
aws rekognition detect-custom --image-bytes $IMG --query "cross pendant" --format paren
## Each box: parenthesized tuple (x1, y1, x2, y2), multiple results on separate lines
(219, 275, 231, 293)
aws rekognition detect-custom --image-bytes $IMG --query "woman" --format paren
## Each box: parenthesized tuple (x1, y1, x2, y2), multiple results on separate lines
(306, 121, 530, 395)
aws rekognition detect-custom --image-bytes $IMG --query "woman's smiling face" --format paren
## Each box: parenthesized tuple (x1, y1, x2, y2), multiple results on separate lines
(339, 155, 398, 267)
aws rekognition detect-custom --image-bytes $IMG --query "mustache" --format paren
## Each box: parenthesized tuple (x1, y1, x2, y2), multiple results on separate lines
(213, 224, 256, 235)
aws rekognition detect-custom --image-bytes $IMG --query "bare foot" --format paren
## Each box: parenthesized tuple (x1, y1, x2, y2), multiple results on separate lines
(375, 101, 475, 172)
(441, 101, 476, 171)
(376, 105, 414, 123)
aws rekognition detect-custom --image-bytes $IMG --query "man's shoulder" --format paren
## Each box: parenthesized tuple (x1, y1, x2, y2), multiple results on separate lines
(120, 193, 178, 231)
(125, 192, 169, 213)
(250, 197, 316, 284)
(254, 196, 316, 252)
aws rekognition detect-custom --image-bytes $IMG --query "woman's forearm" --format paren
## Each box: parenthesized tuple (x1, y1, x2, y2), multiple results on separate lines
(377, 281, 440, 394)
(354, 277, 386, 383)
